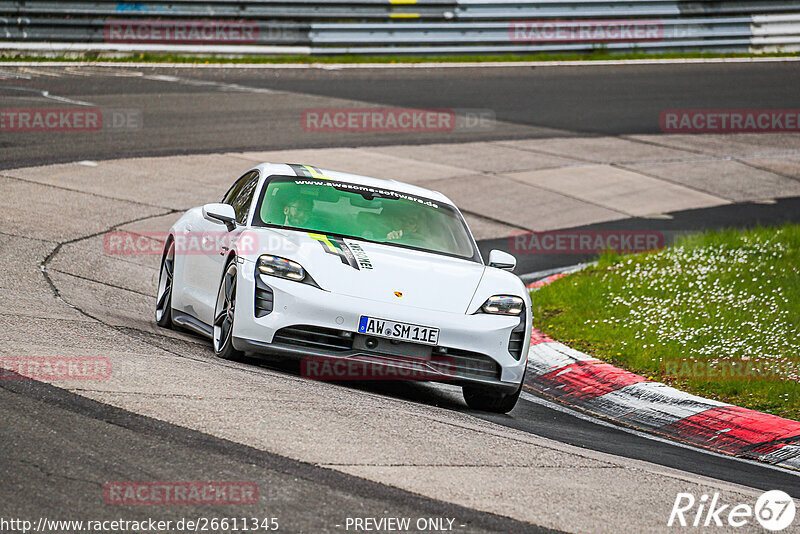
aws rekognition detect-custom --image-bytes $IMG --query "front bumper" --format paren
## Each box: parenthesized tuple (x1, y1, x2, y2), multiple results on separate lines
(232, 261, 529, 390)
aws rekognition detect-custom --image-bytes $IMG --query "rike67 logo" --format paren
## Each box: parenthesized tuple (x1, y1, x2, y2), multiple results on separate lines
(669, 490, 796, 531)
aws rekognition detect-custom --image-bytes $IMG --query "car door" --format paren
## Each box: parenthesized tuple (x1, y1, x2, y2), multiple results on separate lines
(193, 170, 261, 325)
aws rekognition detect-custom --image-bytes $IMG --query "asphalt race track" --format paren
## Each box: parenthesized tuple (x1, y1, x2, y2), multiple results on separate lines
(2, 61, 800, 170)
(1, 62, 799, 533)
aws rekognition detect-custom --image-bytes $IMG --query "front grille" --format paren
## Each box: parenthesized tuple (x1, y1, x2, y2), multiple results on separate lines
(508, 308, 527, 360)
(272, 326, 500, 382)
(273, 325, 354, 352)
(254, 279, 274, 318)
(430, 347, 501, 380)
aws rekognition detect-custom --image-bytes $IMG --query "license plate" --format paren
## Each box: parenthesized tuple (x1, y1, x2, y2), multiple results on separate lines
(358, 316, 440, 346)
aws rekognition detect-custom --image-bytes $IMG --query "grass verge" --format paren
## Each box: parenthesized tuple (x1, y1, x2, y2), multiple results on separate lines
(531, 225, 800, 421)
(0, 51, 799, 64)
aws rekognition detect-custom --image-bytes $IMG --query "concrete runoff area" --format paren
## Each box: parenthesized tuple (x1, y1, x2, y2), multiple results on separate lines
(2, 134, 799, 533)
(8, 133, 800, 238)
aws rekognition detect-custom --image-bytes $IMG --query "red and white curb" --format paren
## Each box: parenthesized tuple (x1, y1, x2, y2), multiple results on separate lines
(524, 274, 800, 471)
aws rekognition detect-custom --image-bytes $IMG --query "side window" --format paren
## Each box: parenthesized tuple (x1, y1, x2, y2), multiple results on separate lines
(231, 171, 260, 225)
(221, 172, 251, 205)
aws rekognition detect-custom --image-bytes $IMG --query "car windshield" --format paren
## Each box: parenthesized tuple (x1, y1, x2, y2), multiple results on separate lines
(254, 176, 479, 261)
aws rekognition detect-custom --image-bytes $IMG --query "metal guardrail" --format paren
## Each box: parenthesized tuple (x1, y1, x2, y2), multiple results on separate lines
(309, 18, 755, 44)
(2, 1, 798, 20)
(456, 0, 800, 19)
(1, 18, 310, 44)
(0, 1, 457, 20)
(0, 1, 799, 55)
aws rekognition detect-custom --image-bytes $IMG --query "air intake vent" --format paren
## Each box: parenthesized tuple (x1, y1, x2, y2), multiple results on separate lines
(255, 278, 274, 318)
(273, 325, 354, 352)
(508, 308, 527, 360)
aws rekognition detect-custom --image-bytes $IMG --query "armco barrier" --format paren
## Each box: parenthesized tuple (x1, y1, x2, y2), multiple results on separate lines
(1, 18, 311, 44)
(306, 18, 758, 54)
(0, 1, 799, 55)
(455, 0, 800, 19)
(0, 1, 457, 20)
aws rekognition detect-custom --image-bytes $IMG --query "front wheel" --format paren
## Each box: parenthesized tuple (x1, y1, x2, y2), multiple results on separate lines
(213, 260, 245, 361)
(462, 381, 523, 414)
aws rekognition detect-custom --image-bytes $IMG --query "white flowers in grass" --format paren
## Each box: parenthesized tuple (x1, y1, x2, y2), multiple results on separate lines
(586, 229, 799, 381)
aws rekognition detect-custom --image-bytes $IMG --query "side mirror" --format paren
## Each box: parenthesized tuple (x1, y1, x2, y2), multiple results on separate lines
(488, 250, 516, 272)
(202, 203, 236, 231)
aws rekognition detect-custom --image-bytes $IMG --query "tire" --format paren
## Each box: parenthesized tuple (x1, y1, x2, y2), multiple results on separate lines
(462, 381, 523, 414)
(213, 259, 245, 361)
(155, 239, 175, 328)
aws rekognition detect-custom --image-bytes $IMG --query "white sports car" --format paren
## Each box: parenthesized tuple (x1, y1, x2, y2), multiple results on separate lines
(155, 163, 531, 413)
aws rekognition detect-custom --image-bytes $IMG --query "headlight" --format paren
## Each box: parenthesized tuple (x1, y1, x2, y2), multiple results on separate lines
(258, 255, 306, 282)
(481, 295, 524, 315)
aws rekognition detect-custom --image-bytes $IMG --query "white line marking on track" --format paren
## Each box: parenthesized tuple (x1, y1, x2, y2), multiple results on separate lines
(62, 66, 144, 78)
(0, 70, 31, 80)
(141, 73, 278, 94)
(17, 67, 63, 78)
(40, 90, 95, 106)
(519, 391, 800, 477)
(0, 85, 95, 106)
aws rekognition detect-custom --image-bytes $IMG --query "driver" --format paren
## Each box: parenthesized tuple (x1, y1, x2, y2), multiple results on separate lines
(283, 196, 313, 227)
(385, 210, 423, 241)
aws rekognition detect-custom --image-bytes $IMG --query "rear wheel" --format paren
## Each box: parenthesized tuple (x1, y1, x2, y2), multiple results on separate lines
(462, 381, 523, 414)
(155, 239, 175, 328)
(213, 260, 245, 361)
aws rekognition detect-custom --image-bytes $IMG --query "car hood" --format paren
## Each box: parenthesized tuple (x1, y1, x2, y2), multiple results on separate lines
(251, 228, 485, 314)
